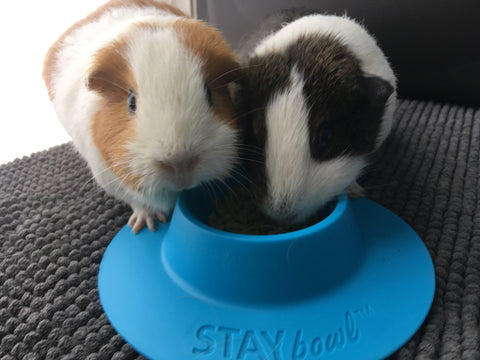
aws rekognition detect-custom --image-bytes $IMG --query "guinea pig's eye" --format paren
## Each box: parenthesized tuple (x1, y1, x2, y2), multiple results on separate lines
(205, 85, 213, 107)
(127, 91, 136, 114)
(315, 126, 333, 153)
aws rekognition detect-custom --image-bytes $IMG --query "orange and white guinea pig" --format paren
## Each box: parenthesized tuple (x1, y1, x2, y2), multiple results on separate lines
(43, 0, 240, 233)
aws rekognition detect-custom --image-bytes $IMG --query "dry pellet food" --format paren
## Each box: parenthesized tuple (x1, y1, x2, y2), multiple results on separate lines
(207, 186, 329, 235)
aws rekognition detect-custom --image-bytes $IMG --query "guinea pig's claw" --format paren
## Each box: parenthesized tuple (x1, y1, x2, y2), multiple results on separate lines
(145, 216, 156, 232)
(128, 210, 168, 234)
(129, 211, 156, 234)
(155, 212, 167, 223)
(128, 214, 145, 234)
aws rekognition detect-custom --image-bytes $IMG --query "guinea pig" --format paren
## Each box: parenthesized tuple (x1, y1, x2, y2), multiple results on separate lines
(236, 9, 397, 224)
(43, 0, 241, 233)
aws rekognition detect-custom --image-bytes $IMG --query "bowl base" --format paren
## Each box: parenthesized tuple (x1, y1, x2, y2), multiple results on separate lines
(98, 198, 434, 360)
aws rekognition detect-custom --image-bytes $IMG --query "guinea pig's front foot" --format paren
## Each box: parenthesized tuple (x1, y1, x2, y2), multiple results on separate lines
(346, 181, 366, 199)
(128, 208, 167, 234)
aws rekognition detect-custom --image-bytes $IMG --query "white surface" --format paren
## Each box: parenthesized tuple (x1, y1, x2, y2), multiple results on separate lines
(0, 0, 192, 165)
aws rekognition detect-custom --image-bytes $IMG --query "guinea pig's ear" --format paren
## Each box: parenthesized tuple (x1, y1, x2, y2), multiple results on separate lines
(361, 76, 394, 106)
(172, 19, 242, 85)
(85, 69, 110, 94)
(219, 60, 243, 84)
(84, 44, 134, 97)
(350, 76, 394, 152)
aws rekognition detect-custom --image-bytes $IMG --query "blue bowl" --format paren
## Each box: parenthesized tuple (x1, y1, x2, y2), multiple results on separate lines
(98, 188, 435, 360)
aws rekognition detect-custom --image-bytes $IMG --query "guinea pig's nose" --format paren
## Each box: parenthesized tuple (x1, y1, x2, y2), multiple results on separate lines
(157, 155, 199, 176)
(264, 198, 295, 223)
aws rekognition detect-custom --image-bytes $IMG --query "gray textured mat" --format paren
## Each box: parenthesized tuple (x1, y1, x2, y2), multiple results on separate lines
(1, 99, 479, 359)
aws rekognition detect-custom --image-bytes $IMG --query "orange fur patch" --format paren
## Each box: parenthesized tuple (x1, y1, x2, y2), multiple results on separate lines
(209, 84, 238, 129)
(87, 37, 142, 190)
(43, 2, 240, 191)
(42, 0, 188, 190)
(171, 19, 241, 127)
(42, 0, 186, 100)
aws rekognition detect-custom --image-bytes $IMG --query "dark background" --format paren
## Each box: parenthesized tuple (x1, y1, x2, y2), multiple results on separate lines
(198, 0, 480, 107)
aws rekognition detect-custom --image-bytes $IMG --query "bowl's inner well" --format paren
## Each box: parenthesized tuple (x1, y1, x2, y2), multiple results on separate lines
(183, 185, 337, 235)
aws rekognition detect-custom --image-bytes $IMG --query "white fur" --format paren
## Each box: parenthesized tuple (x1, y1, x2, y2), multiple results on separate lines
(253, 14, 397, 148)
(50, 5, 179, 211)
(124, 24, 237, 198)
(264, 69, 366, 222)
(48, 3, 237, 224)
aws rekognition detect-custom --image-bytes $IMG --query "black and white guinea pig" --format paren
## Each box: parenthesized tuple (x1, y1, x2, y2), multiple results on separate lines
(43, 0, 241, 233)
(236, 9, 397, 224)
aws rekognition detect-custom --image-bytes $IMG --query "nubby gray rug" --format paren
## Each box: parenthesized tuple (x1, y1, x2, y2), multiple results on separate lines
(1, 99, 479, 359)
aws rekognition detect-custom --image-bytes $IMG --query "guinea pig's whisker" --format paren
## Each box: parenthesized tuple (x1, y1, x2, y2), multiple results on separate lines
(97, 175, 124, 194)
(235, 146, 266, 159)
(236, 146, 265, 158)
(137, 171, 157, 194)
(209, 143, 236, 150)
(238, 150, 264, 159)
(208, 66, 244, 86)
(217, 178, 251, 202)
(210, 62, 264, 87)
(228, 165, 249, 181)
(220, 182, 241, 200)
(201, 182, 215, 200)
(208, 182, 223, 201)
(237, 63, 264, 72)
(234, 105, 268, 118)
(80, 160, 131, 191)
(208, 179, 226, 199)
(238, 154, 265, 163)
(207, 63, 268, 89)
(237, 157, 265, 165)
(87, 75, 130, 94)
(145, 182, 157, 199)
(80, 174, 101, 191)
(229, 172, 255, 193)
(236, 142, 262, 149)
(236, 142, 263, 151)
(93, 159, 139, 193)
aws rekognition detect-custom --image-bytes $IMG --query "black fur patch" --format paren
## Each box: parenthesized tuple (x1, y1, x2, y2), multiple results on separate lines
(236, 8, 320, 64)
(239, 34, 392, 164)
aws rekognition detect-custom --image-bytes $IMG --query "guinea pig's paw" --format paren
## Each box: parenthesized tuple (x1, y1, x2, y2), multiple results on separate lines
(155, 212, 167, 223)
(128, 208, 166, 234)
(346, 181, 366, 199)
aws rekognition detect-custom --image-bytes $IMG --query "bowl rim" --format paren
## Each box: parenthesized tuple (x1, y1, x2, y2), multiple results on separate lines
(176, 191, 349, 241)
